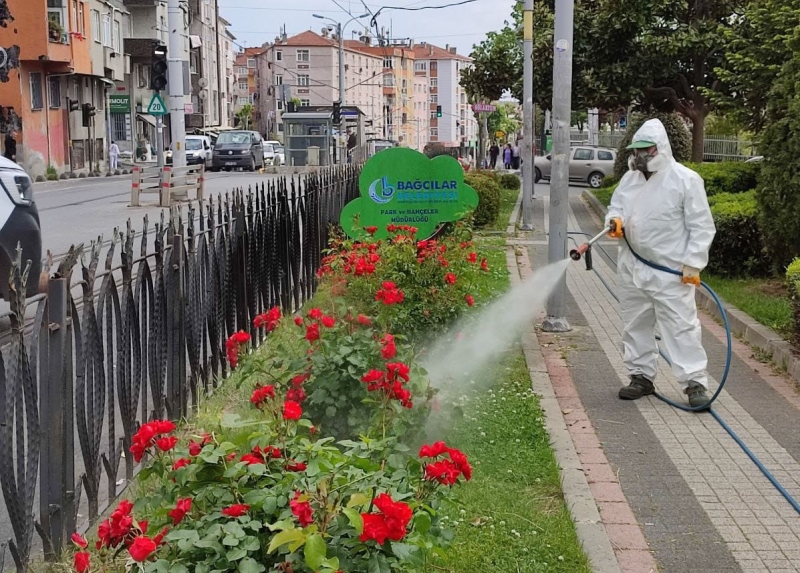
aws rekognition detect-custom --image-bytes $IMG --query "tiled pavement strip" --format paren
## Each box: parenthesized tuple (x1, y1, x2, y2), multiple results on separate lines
(524, 193, 800, 572)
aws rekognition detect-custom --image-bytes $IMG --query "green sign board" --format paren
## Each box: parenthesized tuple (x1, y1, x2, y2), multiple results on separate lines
(109, 94, 130, 113)
(340, 147, 479, 240)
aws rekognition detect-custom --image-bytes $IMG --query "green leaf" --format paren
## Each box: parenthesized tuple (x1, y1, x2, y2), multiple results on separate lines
(262, 495, 278, 515)
(414, 511, 432, 535)
(392, 542, 422, 564)
(347, 492, 370, 509)
(304, 533, 327, 569)
(267, 528, 306, 554)
(342, 508, 364, 534)
(225, 546, 248, 561)
(367, 553, 392, 573)
(222, 535, 240, 547)
(238, 557, 265, 573)
(243, 490, 268, 506)
(267, 519, 293, 532)
(223, 522, 246, 538)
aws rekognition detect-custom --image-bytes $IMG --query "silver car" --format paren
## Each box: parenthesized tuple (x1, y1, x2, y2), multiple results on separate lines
(534, 146, 616, 189)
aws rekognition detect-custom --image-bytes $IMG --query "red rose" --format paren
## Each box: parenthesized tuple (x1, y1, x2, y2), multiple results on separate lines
(294, 316, 304, 326)
(286, 386, 307, 403)
(71, 533, 88, 549)
(419, 441, 449, 458)
(250, 384, 276, 407)
(286, 461, 307, 472)
(168, 498, 192, 525)
(445, 272, 457, 285)
(321, 315, 335, 328)
(74, 551, 90, 573)
(290, 492, 314, 527)
(481, 258, 489, 271)
(386, 362, 410, 383)
(425, 460, 462, 486)
(154, 420, 176, 434)
(467, 251, 478, 263)
(365, 226, 378, 235)
(360, 494, 412, 544)
(380, 333, 397, 360)
(465, 294, 475, 307)
(172, 457, 191, 471)
(361, 369, 386, 391)
(448, 448, 473, 481)
(305, 323, 320, 342)
(153, 526, 169, 546)
(283, 400, 303, 420)
(155, 436, 178, 452)
(222, 504, 250, 517)
(357, 314, 372, 326)
(309, 308, 323, 320)
(128, 536, 157, 562)
(360, 513, 390, 545)
(188, 440, 202, 456)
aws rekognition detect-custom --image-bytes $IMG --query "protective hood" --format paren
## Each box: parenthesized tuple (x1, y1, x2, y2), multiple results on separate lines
(630, 118, 674, 163)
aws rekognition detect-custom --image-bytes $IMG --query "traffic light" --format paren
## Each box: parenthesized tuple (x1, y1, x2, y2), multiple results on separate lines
(436, 105, 442, 118)
(332, 101, 341, 124)
(67, 98, 79, 112)
(81, 103, 96, 127)
(150, 42, 168, 91)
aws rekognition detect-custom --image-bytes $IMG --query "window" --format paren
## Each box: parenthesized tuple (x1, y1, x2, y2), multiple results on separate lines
(275, 74, 282, 85)
(111, 113, 128, 141)
(238, 67, 247, 75)
(30, 73, 44, 110)
(383, 75, 394, 87)
(238, 80, 247, 90)
(277, 100, 283, 110)
(297, 74, 309, 87)
(573, 148, 595, 161)
(401, 112, 407, 124)
(300, 98, 310, 106)
(430, 61, 437, 71)
(238, 96, 249, 105)
(598, 150, 614, 161)
(430, 78, 437, 88)
(383, 57, 393, 68)
(71, 0, 77, 31)
(414, 61, 426, 72)
(101, 13, 110, 46)
(137, 64, 149, 88)
(48, 76, 61, 108)
(430, 128, 438, 137)
(92, 10, 100, 41)
(77, 2, 84, 35)
(430, 94, 437, 103)
(247, 58, 255, 68)
(296, 49, 309, 62)
(275, 50, 282, 61)
(113, 20, 120, 52)
(401, 79, 407, 90)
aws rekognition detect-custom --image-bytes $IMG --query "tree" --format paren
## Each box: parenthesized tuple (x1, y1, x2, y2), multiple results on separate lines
(236, 103, 254, 130)
(487, 103, 521, 142)
(711, 0, 800, 133)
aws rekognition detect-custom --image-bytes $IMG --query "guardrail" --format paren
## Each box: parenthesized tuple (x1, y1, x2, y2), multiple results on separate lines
(0, 165, 360, 572)
(130, 164, 205, 207)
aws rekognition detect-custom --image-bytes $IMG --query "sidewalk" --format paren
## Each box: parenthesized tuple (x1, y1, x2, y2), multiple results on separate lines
(517, 190, 800, 573)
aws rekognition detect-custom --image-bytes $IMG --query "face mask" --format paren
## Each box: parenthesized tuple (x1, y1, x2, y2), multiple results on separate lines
(633, 152, 654, 174)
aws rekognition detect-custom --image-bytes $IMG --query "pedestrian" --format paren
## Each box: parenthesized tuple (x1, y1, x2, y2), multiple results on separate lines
(109, 140, 120, 170)
(3, 130, 17, 162)
(489, 143, 500, 169)
(605, 118, 716, 409)
(503, 144, 512, 169)
(511, 141, 520, 169)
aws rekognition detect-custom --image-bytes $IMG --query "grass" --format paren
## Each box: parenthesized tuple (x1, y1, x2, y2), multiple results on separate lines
(703, 274, 793, 339)
(494, 185, 520, 231)
(592, 185, 615, 207)
(431, 351, 592, 573)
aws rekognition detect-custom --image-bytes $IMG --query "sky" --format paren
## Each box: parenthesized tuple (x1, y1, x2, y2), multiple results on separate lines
(218, 0, 514, 57)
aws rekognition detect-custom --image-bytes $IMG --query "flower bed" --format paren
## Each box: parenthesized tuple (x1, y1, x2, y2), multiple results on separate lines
(65, 223, 502, 573)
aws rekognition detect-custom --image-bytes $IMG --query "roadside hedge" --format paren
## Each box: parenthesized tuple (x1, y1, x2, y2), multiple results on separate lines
(684, 161, 761, 196)
(465, 172, 501, 227)
(499, 173, 521, 190)
(788, 258, 800, 346)
(707, 190, 771, 277)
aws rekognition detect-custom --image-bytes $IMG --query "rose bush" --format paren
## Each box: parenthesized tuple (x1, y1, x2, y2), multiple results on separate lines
(65, 223, 495, 573)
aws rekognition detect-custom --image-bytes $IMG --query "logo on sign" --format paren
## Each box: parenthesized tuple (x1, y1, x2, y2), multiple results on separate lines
(368, 176, 395, 204)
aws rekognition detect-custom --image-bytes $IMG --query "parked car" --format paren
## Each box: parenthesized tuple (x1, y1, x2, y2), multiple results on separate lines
(0, 156, 41, 297)
(534, 146, 616, 188)
(273, 145, 286, 166)
(262, 143, 276, 165)
(211, 130, 265, 172)
(166, 135, 213, 168)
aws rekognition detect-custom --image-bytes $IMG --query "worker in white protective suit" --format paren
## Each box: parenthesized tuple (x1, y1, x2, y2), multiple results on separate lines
(605, 119, 716, 409)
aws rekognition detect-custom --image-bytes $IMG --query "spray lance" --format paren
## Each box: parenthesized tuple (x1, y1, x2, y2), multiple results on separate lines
(568, 218, 622, 271)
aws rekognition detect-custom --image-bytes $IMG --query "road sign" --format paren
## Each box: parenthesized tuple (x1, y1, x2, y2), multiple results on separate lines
(495, 130, 505, 138)
(147, 93, 167, 116)
(472, 103, 496, 113)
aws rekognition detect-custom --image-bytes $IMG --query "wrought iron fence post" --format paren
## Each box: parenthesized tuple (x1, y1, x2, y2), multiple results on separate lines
(166, 234, 187, 419)
(39, 277, 67, 559)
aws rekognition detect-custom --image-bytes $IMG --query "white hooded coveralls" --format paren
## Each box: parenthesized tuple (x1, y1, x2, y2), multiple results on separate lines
(605, 119, 716, 389)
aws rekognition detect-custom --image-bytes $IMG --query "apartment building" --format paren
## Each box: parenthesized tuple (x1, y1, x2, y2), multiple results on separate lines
(219, 18, 236, 127)
(256, 30, 382, 137)
(187, 0, 221, 129)
(0, 0, 130, 177)
(411, 42, 476, 150)
(231, 47, 260, 128)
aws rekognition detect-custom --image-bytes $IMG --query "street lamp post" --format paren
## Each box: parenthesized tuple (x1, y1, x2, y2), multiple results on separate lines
(314, 12, 369, 165)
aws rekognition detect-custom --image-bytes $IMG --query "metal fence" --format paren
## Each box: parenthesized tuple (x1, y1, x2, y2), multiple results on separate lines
(595, 133, 759, 162)
(0, 165, 360, 571)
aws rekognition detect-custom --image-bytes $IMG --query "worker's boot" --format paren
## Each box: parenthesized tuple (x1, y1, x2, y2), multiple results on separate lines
(685, 381, 710, 410)
(618, 375, 655, 400)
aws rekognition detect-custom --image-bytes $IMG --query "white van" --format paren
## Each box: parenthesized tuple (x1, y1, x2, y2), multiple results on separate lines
(166, 135, 213, 168)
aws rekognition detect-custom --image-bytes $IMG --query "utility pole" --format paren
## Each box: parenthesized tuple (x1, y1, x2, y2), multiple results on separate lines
(520, 0, 534, 230)
(541, 0, 574, 333)
(338, 22, 346, 165)
(167, 0, 187, 168)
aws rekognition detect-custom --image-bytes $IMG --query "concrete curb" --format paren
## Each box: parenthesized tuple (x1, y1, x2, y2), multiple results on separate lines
(581, 189, 800, 386)
(506, 190, 623, 573)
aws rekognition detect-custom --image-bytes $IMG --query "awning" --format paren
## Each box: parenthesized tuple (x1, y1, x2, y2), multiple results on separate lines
(99, 77, 115, 86)
(137, 113, 156, 127)
(190, 35, 202, 49)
